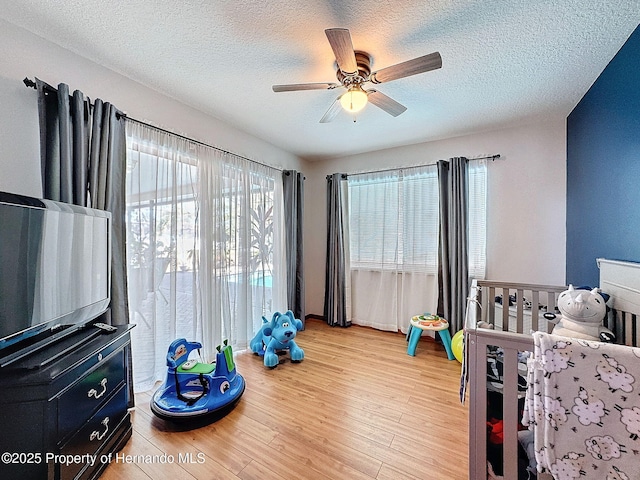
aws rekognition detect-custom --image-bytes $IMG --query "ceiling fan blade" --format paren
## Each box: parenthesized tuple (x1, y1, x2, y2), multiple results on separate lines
(325, 28, 358, 75)
(319, 96, 343, 123)
(272, 82, 340, 92)
(370, 52, 442, 84)
(367, 90, 407, 117)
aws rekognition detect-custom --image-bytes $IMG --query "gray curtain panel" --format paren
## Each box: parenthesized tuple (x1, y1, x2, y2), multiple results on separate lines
(324, 173, 350, 327)
(283, 170, 305, 323)
(100, 102, 129, 329)
(437, 157, 469, 333)
(36, 79, 129, 326)
(35, 79, 132, 404)
(37, 79, 62, 202)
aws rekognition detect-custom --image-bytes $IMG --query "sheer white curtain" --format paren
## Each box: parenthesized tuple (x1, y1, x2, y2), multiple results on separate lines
(348, 166, 440, 333)
(468, 158, 487, 281)
(126, 123, 200, 392)
(197, 151, 288, 356)
(125, 121, 287, 392)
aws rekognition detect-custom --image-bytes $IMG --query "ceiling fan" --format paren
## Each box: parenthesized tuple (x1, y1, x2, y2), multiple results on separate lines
(272, 28, 442, 123)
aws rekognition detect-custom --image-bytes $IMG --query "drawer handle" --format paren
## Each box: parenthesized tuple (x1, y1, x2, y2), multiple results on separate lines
(89, 417, 109, 442)
(88, 378, 108, 399)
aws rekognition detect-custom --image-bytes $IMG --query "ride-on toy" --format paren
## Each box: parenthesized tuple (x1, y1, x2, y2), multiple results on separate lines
(250, 310, 304, 368)
(151, 338, 245, 422)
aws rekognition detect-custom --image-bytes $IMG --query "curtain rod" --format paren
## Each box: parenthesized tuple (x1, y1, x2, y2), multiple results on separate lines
(124, 117, 284, 173)
(23, 77, 285, 173)
(24, 77, 127, 120)
(470, 154, 501, 161)
(334, 154, 500, 179)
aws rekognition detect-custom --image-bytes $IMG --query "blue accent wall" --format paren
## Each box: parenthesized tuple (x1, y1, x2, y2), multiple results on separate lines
(566, 25, 640, 287)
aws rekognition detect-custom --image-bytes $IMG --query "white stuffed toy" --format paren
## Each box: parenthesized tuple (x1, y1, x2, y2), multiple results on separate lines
(552, 285, 615, 342)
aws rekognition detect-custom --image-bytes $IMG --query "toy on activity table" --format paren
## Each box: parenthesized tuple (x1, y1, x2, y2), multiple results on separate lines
(151, 338, 245, 422)
(250, 310, 304, 368)
(551, 285, 615, 342)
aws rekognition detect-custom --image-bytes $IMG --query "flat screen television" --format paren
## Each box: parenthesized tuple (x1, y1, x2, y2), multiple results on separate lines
(0, 191, 111, 360)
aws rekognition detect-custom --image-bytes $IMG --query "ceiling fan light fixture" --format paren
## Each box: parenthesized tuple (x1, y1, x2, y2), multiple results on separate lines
(272, 28, 441, 122)
(340, 87, 368, 113)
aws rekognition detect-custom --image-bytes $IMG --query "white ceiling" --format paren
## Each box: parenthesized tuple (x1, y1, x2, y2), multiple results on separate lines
(1, 1, 639, 161)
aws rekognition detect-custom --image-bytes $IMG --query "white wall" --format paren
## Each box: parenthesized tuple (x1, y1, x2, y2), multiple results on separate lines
(0, 75, 41, 195)
(0, 19, 304, 198)
(304, 119, 567, 316)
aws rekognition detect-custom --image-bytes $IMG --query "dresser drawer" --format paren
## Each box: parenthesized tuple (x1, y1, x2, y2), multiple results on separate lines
(57, 349, 125, 441)
(59, 384, 128, 480)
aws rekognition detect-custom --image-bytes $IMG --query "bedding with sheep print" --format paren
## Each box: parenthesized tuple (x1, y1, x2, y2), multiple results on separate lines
(523, 332, 640, 480)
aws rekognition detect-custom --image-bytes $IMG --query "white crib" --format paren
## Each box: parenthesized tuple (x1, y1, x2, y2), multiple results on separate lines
(465, 259, 640, 479)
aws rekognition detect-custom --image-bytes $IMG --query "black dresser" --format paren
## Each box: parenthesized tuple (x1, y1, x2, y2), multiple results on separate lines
(0, 313, 133, 480)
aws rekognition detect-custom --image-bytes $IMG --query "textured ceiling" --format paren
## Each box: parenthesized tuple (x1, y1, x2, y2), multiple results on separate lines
(1, 1, 639, 161)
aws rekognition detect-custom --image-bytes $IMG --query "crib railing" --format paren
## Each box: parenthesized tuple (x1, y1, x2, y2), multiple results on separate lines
(468, 326, 532, 479)
(465, 279, 566, 480)
(609, 308, 640, 347)
(476, 280, 566, 334)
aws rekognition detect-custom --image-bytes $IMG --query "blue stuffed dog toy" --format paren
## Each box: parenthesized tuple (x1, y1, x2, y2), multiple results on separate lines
(250, 310, 304, 368)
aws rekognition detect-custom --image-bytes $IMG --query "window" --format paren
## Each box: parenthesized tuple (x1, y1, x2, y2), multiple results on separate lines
(349, 166, 439, 273)
(345, 160, 486, 333)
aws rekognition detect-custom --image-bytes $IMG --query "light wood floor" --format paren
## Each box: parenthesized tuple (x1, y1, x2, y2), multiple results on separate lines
(101, 319, 469, 480)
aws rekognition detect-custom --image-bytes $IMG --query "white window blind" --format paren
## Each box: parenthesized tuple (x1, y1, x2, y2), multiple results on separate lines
(348, 165, 439, 274)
